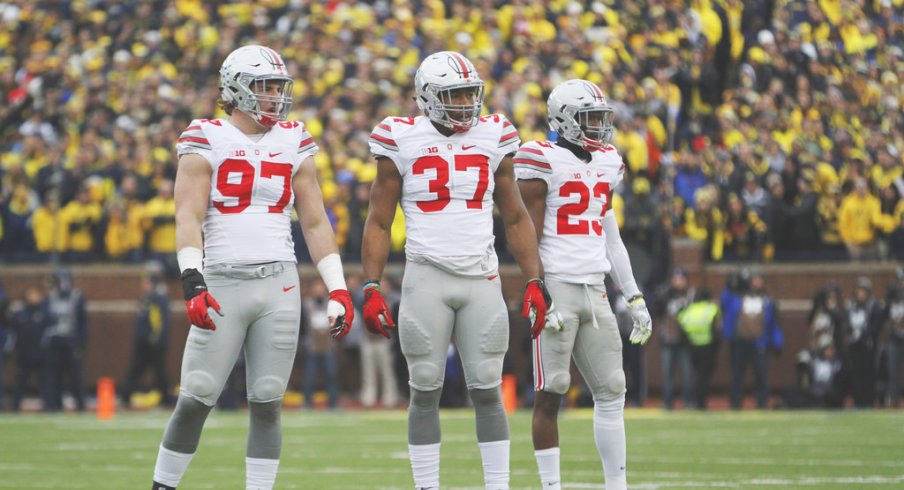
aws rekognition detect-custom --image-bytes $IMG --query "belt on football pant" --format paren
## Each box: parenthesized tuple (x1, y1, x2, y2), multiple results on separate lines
(205, 261, 290, 279)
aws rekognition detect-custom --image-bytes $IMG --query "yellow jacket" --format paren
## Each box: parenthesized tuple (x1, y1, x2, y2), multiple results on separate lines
(838, 192, 886, 244)
(142, 197, 176, 253)
(32, 205, 64, 253)
(60, 200, 102, 252)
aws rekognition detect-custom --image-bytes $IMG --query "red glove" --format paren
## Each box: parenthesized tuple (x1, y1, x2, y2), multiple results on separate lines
(327, 289, 354, 339)
(181, 269, 222, 331)
(522, 278, 551, 339)
(362, 281, 396, 338)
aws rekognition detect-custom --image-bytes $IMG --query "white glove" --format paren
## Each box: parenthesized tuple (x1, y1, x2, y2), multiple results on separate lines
(544, 300, 565, 333)
(627, 296, 652, 345)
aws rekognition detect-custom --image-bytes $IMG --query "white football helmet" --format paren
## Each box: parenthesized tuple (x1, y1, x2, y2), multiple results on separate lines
(548, 79, 615, 151)
(414, 51, 485, 132)
(219, 45, 293, 128)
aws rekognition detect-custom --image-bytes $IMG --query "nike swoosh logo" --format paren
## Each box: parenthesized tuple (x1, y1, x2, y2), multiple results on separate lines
(487, 275, 498, 281)
(282, 285, 296, 292)
(269, 152, 282, 158)
(597, 172, 605, 177)
(462, 144, 476, 150)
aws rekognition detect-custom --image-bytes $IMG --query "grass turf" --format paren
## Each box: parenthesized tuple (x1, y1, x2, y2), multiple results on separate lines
(0, 408, 902, 489)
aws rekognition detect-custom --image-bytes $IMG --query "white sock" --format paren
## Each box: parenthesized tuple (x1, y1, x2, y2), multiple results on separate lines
(409, 443, 440, 489)
(534, 447, 561, 489)
(153, 445, 195, 487)
(246, 457, 279, 490)
(478, 440, 510, 489)
(594, 396, 627, 490)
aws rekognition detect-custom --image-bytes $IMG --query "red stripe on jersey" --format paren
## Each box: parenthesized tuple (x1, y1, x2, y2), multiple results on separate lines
(450, 52, 469, 79)
(378, 123, 391, 132)
(533, 337, 544, 391)
(178, 136, 210, 145)
(370, 133, 397, 146)
(502, 121, 512, 128)
(298, 137, 314, 148)
(184, 125, 201, 131)
(519, 147, 544, 156)
(513, 158, 551, 169)
(499, 131, 519, 142)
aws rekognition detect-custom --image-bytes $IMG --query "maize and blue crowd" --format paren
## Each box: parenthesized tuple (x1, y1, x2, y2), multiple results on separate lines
(0, 0, 902, 411)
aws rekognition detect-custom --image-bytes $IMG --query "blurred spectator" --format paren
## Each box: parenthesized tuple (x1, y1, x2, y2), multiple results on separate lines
(722, 269, 783, 409)
(121, 266, 171, 408)
(677, 288, 721, 410)
(357, 275, 398, 409)
(883, 271, 904, 407)
(807, 285, 846, 354)
(685, 187, 724, 261)
(0, 283, 8, 410)
(838, 178, 889, 261)
(140, 178, 177, 274)
(652, 268, 695, 410)
(722, 192, 767, 261)
(31, 191, 63, 261)
(843, 277, 884, 408)
(59, 185, 102, 263)
(10, 285, 53, 411)
(44, 268, 88, 411)
(302, 279, 339, 410)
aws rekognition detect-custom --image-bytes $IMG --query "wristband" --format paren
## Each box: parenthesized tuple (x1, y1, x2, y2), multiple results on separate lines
(177, 247, 203, 273)
(316, 253, 347, 292)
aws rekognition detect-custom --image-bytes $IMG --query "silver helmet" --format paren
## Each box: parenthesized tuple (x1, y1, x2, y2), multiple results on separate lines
(219, 45, 293, 128)
(548, 79, 615, 151)
(414, 51, 485, 132)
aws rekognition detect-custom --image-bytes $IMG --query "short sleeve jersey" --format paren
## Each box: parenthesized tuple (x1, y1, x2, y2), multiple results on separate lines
(513, 141, 625, 285)
(176, 118, 318, 267)
(368, 115, 520, 276)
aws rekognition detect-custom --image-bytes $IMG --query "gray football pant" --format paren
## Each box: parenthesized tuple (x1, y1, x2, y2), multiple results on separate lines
(398, 260, 510, 392)
(533, 280, 625, 401)
(179, 261, 301, 406)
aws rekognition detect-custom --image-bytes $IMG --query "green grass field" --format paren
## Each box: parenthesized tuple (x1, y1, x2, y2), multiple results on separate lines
(1, 408, 902, 489)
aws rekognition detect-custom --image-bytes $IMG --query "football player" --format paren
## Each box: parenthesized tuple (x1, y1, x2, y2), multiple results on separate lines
(151, 45, 354, 490)
(515, 79, 653, 490)
(361, 51, 557, 490)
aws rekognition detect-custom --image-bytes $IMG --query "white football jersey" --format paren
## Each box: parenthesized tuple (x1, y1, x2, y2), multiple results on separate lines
(369, 115, 520, 276)
(514, 141, 625, 285)
(176, 118, 319, 267)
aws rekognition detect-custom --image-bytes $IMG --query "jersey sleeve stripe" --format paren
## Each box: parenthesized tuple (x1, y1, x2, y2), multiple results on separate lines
(502, 121, 512, 128)
(184, 125, 201, 131)
(513, 158, 552, 170)
(378, 123, 392, 132)
(298, 137, 314, 148)
(499, 131, 519, 143)
(178, 136, 210, 146)
(370, 139, 399, 153)
(370, 133, 398, 147)
(518, 147, 544, 156)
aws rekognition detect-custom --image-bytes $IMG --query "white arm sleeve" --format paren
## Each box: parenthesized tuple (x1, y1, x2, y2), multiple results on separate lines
(601, 213, 641, 299)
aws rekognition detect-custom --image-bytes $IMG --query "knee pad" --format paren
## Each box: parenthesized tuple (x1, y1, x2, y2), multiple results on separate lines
(545, 372, 572, 395)
(470, 358, 503, 389)
(248, 375, 285, 403)
(182, 370, 218, 405)
(409, 361, 442, 391)
(593, 369, 626, 401)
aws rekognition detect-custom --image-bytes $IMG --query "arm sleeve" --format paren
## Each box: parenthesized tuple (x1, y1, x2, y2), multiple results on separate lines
(513, 142, 552, 184)
(496, 115, 521, 156)
(296, 122, 319, 161)
(601, 212, 641, 299)
(176, 119, 214, 162)
(368, 118, 403, 173)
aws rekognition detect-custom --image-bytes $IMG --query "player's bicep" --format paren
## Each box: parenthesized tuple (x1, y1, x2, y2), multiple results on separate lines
(367, 156, 402, 230)
(293, 157, 328, 228)
(493, 154, 529, 224)
(174, 153, 211, 248)
(517, 178, 548, 240)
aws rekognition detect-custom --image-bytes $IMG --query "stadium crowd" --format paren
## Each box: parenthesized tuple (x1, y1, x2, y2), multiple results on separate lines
(0, 0, 901, 269)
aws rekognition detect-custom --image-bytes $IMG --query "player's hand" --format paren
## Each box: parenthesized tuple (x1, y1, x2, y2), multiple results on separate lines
(362, 281, 396, 339)
(627, 295, 652, 345)
(544, 300, 565, 333)
(327, 289, 354, 339)
(181, 268, 222, 331)
(523, 278, 554, 339)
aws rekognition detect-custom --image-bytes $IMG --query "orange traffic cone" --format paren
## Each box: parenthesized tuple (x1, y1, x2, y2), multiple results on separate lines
(97, 377, 115, 420)
(501, 374, 517, 414)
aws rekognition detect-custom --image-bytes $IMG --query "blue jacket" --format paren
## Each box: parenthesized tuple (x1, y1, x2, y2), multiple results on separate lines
(721, 289, 783, 349)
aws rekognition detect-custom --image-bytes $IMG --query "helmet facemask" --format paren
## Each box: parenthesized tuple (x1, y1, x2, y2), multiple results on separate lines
(426, 83, 484, 132)
(575, 108, 615, 151)
(234, 75, 293, 128)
